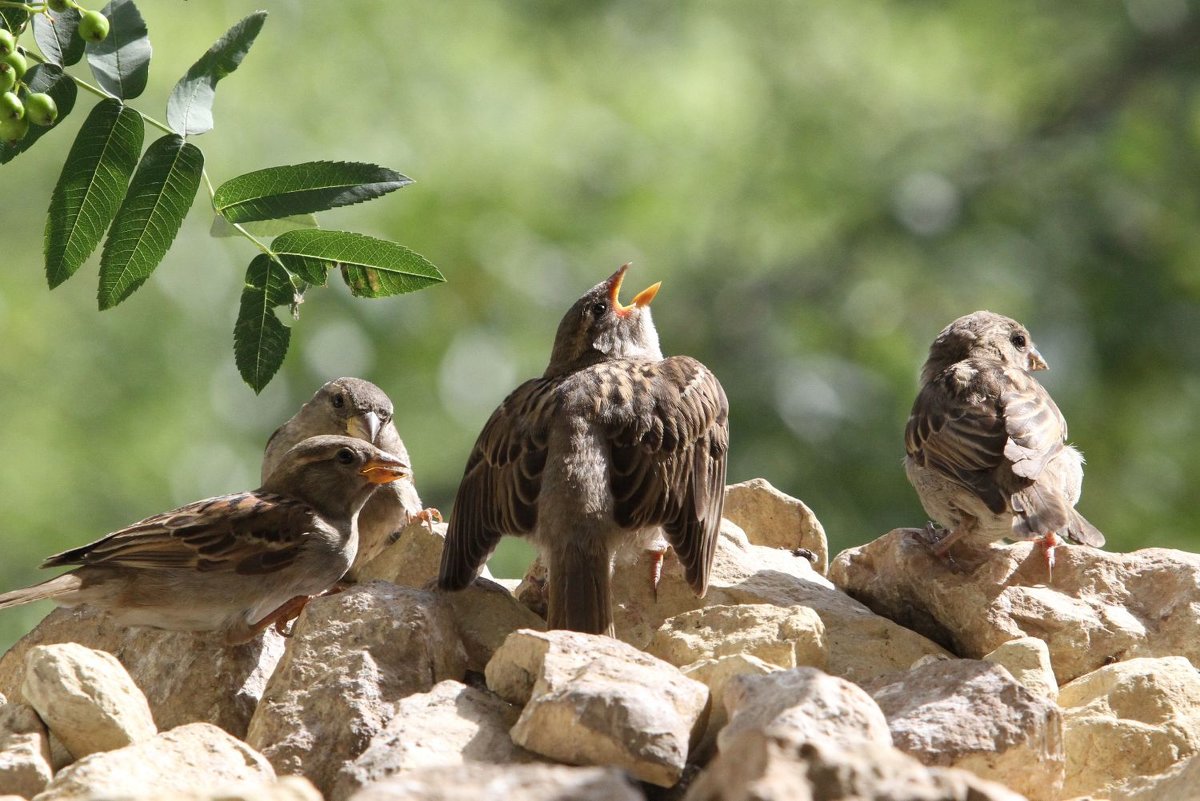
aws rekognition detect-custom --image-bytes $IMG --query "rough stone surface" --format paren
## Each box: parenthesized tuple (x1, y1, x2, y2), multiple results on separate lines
(21, 643, 156, 759)
(719, 667, 891, 753)
(983, 637, 1058, 702)
(438, 578, 546, 673)
(486, 629, 708, 787)
(34, 722, 274, 801)
(0, 606, 284, 738)
(74, 776, 324, 801)
(685, 730, 1027, 801)
(0, 702, 52, 798)
(344, 763, 643, 801)
(331, 680, 536, 801)
(1116, 752, 1200, 801)
(1058, 655, 1200, 800)
(866, 659, 1062, 801)
(355, 522, 447, 588)
(830, 528, 1200, 683)
(647, 604, 826, 671)
(246, 582, 468, 798)
(682, 654, 781, 757)
(723, 478, 829, 573)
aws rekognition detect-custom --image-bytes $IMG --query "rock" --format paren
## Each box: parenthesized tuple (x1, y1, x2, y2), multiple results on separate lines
(485, 629, 709, 787)
(723, 479, 828, 574)
(0, 606, 284, 738)
(21, 643, 156, 760)
(78, 776, 324, 801)
(354, 521, 447, 587)
(331, 680, 537, 801)
(344, 763, 643, 801)
(438, 578, 546, 673)
(682, 654, 781, 756)
(612, 520, 950, 684)
(983, 637, 1058, 702)
(1057, 655, 1200, 800)
(0, 703, 52, 798)
(685, 729, 1026, 801)
(34, 722, 274, 800)
(246, 582, 467, 798)
(865, 659, 1062, 801)
(1115, 752, 1200, 801)
(830, 528, 1200, 684)
(718, 667, 891, 753)
(646, 604, 826, 671)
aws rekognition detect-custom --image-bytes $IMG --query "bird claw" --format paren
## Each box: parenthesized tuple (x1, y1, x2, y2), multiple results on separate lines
(1042, 532, 1060, 583)
(647, 550, 666, 601)
(416, 507, 443, 534)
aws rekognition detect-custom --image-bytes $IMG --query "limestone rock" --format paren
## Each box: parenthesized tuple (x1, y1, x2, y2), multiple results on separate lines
(0, 606, 284, 738)
(719, 667, 891, 753)
(438, 578, 546, 673)
(1058, 655, 1200, 800)
(79, 776, 324, 801)
(354, 521, 446, 587)
(1116, 752, 1200, 801)
(0, 702, 52, 798)
(866, 659, 1062, 801)
(682, 654, 781, 756)
(21, 643, 156, 760)
(331, 680, 536, 801)
(34, 722, 274, 800)
(646, 604, 826, 671)
(685, 729, 1026, 801)
(245, 582, 467, 798)
(723, 478, 828, 573)
(485, 629, 709, 787)
(983, 637, 1058, 702)
(830, 528, 1200, 684)
(344, 763, 643, 801)
(611, 520, 950, 684)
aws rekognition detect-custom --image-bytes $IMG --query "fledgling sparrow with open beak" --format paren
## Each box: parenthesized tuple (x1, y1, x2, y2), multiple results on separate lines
(438, 264, 730, 635)
(0, 435, 409, 643)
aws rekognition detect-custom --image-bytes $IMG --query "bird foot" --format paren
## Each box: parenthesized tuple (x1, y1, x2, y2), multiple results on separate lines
(246, 594, 312, 640)
(646, 549, 666, 601)
(915, 522, 966, 572)
(1041, 531, 1060, 583)
(416, 507, 443, 534)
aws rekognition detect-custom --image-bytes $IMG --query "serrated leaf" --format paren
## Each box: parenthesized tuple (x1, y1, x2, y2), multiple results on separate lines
(214, 162, 413, 223)
(98, 134, 203, 309)
(0, 7, 28, 31)
(0, 64, 78, 164)
(209, 213, 318, 239)
(44, 99, 144, 288)
(234, 254, 293, 393)
(33, 7, 85, 67)
(272, 229, 444, 298)
(86, 0, 151, 100)
(167, 10, 266, 137)
(278, 252, 330, 286)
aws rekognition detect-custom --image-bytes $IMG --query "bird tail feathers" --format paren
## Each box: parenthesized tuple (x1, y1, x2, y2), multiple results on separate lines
(1065, 509, 1105, 548)
(547, 545, 614, 636)
(0, 573, 80, 611)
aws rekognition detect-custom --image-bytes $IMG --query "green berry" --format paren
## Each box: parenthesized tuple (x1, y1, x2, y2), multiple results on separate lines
(48, 0, 72, 12)
(0, 114, 28, 146)
(0, 91, 22, 121)
(25, 92, 57, 126)
(1, 51, 25, 81)
(0, 63, 15, 94)
(0, 29, 15, 58)
(78, 9, 109, 42)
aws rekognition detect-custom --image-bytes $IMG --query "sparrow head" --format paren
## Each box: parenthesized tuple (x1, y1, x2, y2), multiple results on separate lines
(309, 377, 395, 444)
(263, 435, 411, 520)
(545, 264, 664, 376)
(923, 310, 1047, 382)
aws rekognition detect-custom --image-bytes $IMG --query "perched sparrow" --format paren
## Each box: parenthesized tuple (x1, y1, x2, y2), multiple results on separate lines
(263, 378, 435, 577)
(0, 436, 409, 644)
(904, 311, 1104, 572)
(438, 264, 729, 635)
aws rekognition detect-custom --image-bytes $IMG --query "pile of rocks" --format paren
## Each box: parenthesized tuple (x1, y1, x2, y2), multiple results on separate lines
(1, 478, 1198, 801)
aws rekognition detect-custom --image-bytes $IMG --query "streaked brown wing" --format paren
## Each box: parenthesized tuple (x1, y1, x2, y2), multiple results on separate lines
(439, 378, 554, 590)
(1000, 367, 1068, 481)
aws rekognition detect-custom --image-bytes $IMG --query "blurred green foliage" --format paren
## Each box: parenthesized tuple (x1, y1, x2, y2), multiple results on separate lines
(2, 0, 1198, 652)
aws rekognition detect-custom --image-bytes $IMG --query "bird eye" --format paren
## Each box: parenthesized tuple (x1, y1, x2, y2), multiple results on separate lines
(335, 448, 355, 465)
(1010, 333, 1027, 349)
(590, 301, 608, 316)
(331, 394, 346, 409)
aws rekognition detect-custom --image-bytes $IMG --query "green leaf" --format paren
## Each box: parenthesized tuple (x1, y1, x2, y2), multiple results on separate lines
(44, 99, 144, 288)
(278, 252, 330, 286)
(209, 213, 318, 239)
(234, 254, 293, 393)
(166, 10, 266, 137)
(0, 63, 78, 164)
(0, 8, 28, 32)
(214, 162, 413, 223)
(86, 0, 151, 100)
(33, 7, 86, 67)
(272, 229, 444, 298)
(98, 134, 203, 309)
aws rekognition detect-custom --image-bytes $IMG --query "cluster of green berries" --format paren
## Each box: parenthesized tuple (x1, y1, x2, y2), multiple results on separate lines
(0, 2, 109, 146)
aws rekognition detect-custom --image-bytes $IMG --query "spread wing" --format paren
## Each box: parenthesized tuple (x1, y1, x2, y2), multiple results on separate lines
(438, 379, 554, 590)
(597, 356, 729, 596)
(42, 492, 320, 576)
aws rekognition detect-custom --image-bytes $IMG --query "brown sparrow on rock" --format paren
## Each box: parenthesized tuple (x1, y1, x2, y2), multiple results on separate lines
(0, 436, 409, 643)
(438, 264, 730, 635)
(905, 311, 1104, 573)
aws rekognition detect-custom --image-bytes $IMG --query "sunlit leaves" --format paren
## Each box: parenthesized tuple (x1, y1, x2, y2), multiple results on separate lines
(86, 0, 151, 100)
(271, 229, 444, 298)
(234, 254, 294, 393)
(167, 11, 266, 137)
(214, 161, 411, 222)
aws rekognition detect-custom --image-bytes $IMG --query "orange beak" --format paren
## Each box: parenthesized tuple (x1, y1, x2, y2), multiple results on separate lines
(359, 455, 410, 484)
(606, 263, 661, 317)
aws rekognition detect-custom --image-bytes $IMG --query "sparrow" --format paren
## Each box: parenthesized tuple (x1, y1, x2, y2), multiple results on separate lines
(904, 310, 1104, 573)
(438, 264, 730, 635)
(0, 436, 409, 644)
(263, 378, 436, 577)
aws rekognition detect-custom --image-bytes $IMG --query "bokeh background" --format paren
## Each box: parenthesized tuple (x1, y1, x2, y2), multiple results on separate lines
(2, 0, 1199, 652)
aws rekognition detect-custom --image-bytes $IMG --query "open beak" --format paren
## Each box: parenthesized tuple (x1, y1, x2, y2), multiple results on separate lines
(347, 411, 382, 444)
(359, 454, 410, 485)
(1028, 347, 1049, 372)
(606, 263, 661, 317)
